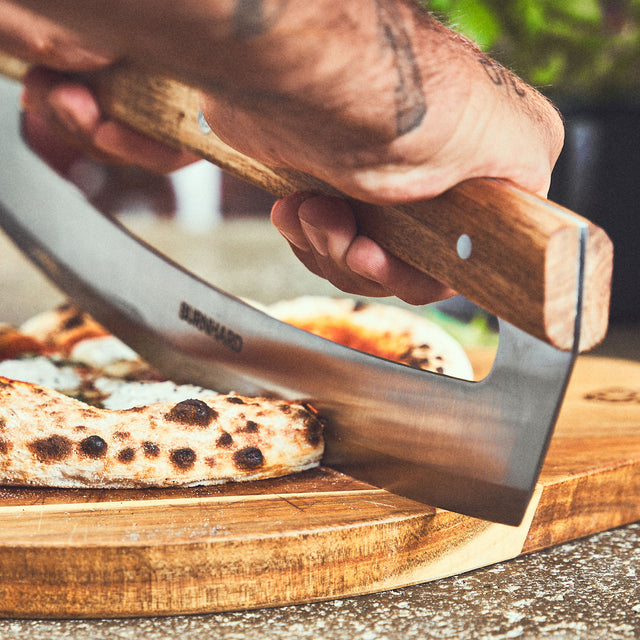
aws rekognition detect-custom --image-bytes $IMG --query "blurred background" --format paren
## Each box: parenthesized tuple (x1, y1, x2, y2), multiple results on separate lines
(1, 0, 639, 331)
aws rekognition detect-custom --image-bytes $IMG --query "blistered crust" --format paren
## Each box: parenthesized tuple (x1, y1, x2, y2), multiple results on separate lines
(268, 296, 474, 380)
(0, 377, 324, 489)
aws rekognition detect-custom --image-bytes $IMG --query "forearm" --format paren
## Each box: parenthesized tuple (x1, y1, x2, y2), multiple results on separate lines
(7, 0, 374, 87)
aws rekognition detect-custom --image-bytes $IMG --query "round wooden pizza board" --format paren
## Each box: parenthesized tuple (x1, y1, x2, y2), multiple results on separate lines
(1, 353, 639, 618)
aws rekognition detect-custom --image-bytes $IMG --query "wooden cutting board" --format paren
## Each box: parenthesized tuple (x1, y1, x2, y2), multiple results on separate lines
(1, 352, 639, 619)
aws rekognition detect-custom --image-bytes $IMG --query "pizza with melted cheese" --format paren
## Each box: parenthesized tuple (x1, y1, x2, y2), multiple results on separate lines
(0, 298, 472, 488)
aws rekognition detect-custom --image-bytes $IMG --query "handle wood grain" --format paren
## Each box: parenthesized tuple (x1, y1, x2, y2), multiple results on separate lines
(2, 57, 613, 351)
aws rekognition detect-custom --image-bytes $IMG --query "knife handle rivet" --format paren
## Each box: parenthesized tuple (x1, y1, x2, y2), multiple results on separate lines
(197, 110, 212, 134)
(456, 234, 472, 260)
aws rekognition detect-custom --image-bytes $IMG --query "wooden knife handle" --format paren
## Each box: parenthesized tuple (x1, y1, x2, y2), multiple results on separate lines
(3, 58, 613, 351)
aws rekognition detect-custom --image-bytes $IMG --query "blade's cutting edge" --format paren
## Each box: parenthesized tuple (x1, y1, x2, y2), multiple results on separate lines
(0, 81, 580, 525)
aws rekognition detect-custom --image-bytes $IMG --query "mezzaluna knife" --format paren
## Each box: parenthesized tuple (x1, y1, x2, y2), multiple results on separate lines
(0, 62, 612, 525)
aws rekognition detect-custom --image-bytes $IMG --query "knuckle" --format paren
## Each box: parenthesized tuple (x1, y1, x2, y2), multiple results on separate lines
(26, 32, 65, 66)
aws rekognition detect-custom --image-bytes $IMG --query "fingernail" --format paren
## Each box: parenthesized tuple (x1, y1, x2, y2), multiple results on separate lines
(278, 228, 308, 251)
(300, 220, 329, 257)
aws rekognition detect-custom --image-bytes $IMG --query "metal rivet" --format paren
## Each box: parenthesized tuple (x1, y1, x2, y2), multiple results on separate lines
(197, 110, 212, 134)
(456, 234, 472, 260)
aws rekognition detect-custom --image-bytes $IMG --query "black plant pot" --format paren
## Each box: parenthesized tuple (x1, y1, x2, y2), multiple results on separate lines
(548, 101, 640, 324)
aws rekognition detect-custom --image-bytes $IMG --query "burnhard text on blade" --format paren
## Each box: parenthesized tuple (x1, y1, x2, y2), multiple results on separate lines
(179, 302, 243, 353)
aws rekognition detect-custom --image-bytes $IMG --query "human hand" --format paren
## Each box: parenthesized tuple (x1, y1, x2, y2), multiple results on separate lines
(6, 0, 564, 306)
(0, 1, 196, 175)
(199, 5, 563, 305)
(21, 67, 197, 175)
(0, 0, 111, 71)
(270, 193, 456, 304)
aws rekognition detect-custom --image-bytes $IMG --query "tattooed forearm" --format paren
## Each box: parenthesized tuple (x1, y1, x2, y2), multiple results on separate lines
(375, 0, 426, 135)
(479, 58, 527, 98)
(233, 0, 288, 39)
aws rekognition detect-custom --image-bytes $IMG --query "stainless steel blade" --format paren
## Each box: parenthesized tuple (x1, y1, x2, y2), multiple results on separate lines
(0, 80, 580, 525)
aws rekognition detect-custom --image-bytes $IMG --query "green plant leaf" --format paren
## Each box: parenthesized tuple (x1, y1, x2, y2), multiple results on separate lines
(552, 0, 602, 23)
(529, 52, 566, 85)
(453, 0, 502, 47)
(425, 0, 640, 95)
(514, 0, 547, 36)
(426, 0, 454, 12)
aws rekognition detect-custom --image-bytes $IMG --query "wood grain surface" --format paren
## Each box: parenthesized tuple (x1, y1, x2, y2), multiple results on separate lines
(0, 353, 638, 619)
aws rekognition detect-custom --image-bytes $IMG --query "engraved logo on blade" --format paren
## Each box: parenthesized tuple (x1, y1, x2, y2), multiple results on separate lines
(179, 302, 243, 353)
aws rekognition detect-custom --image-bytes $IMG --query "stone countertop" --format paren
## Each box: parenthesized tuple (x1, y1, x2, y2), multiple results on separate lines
(0, 217, 638, 639)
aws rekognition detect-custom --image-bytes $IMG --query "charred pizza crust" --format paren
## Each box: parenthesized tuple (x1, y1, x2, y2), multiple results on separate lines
(18, 302, 109, 355)
(267, 296, 474, 380)
(0, 376, 323, 488)
(0, 304, 324, 488)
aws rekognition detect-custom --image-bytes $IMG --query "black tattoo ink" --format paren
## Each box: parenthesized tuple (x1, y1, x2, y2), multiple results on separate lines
(233, 0, 288, 39)
(375, 0, 427, 135)
(479, 59, 526, 98)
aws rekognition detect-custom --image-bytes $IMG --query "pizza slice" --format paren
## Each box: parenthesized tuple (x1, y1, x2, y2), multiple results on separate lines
(0, 376, 322, 488)
(0, 297, 472, 488)
(268, 296, 474, 380)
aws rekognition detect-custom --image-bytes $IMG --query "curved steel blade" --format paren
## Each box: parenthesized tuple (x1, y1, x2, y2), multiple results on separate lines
(0, 80, 580, 524)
